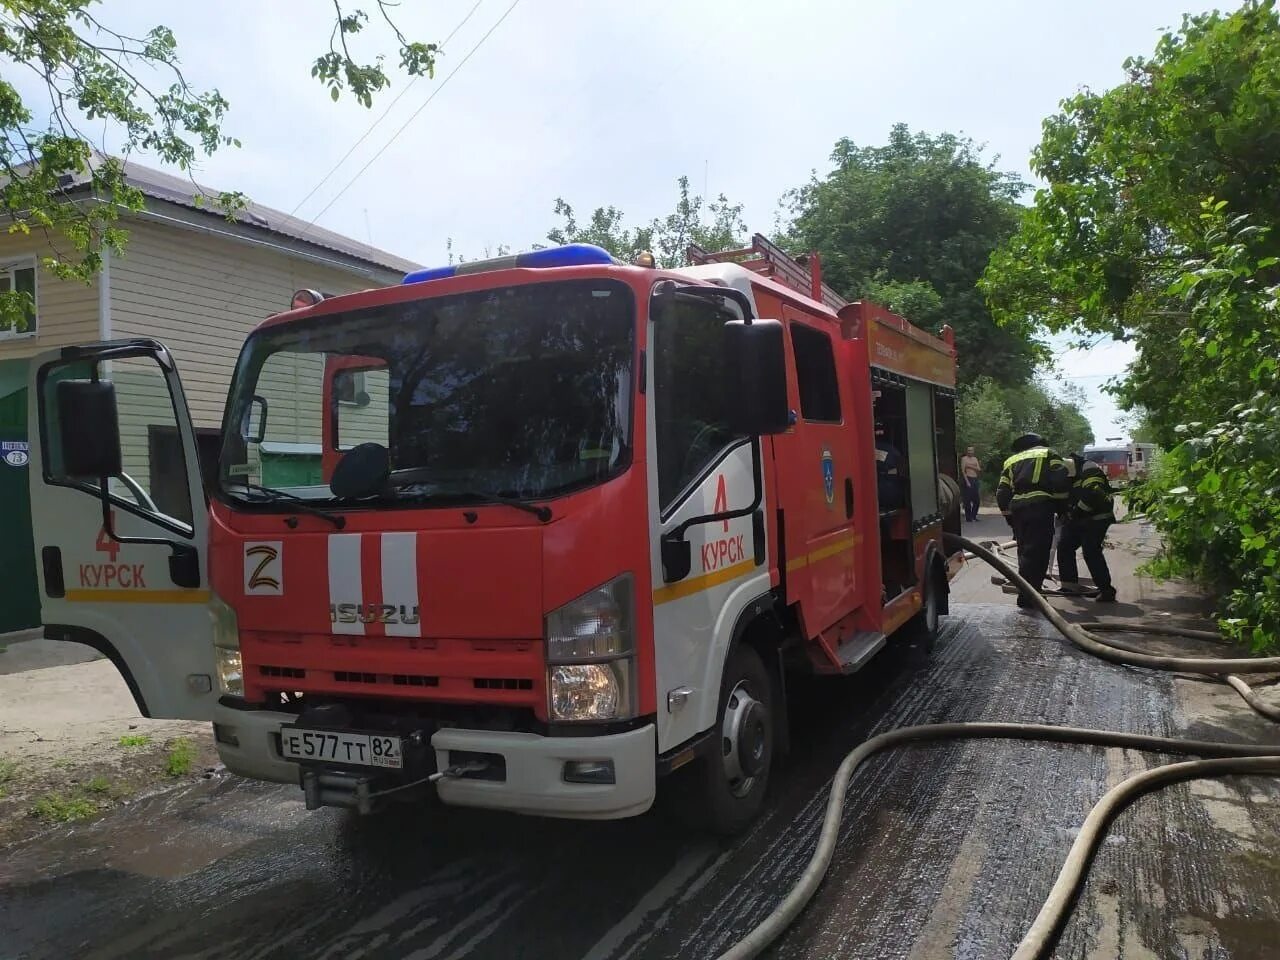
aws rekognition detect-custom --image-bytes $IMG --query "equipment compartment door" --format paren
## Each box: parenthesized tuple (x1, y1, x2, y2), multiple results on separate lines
(28, 341, 216, 719)
(905, 380, 939, 521)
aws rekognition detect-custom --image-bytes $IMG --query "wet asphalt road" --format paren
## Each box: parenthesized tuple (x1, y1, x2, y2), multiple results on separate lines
(3, 601, 1279, 960)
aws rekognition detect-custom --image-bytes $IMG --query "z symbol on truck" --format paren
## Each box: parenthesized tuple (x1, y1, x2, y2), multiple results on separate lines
(244, 542, 284, 596)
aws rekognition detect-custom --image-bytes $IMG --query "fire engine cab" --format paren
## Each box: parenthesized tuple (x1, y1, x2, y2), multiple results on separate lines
(28, 234, 962, 833)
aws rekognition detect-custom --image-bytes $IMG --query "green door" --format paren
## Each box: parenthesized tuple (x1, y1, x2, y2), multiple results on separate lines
(0, 358, 39, 634)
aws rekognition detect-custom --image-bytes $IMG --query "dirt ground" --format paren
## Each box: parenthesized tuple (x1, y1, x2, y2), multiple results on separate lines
(0, 654, 217, 846)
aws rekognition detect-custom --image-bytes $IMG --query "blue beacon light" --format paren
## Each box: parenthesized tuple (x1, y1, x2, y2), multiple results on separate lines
(402, 243, 616, 284)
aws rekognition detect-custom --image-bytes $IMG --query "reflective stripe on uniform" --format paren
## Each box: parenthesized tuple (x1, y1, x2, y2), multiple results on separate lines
(1001, 447, 1051, 470)
(1011, 489, 1069, 502)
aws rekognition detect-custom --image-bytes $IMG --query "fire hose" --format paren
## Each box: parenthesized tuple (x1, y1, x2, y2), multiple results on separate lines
(715, 533, 1280, 960)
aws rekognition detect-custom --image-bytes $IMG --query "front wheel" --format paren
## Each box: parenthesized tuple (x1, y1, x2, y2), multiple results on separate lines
(665, 644, 775, 835)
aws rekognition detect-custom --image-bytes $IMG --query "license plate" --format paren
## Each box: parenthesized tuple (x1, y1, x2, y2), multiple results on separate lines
(280, 727, 403, 769)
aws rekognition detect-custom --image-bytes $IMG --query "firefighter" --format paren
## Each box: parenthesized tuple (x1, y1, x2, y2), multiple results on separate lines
(1057, 453, 1117, 602)
(875, 421, 906, 510)
(996, 433, 1070, 609)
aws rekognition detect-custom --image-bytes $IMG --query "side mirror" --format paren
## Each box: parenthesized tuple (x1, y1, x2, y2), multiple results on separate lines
(56, 380, 122, 477)
(243, 395, 268, 444)
(724, 319, 790, 435)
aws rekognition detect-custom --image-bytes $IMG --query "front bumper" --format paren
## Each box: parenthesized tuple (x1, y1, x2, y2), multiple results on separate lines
(432, 725, 656, 820)
(213, 702, 300, 785)
(212, 703, 657, 820)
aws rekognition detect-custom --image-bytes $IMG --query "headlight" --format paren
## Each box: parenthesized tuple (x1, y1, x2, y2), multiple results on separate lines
(210, 592, 243, 697)
(546, 575, 635, 721)
(551, 664, 623, 721)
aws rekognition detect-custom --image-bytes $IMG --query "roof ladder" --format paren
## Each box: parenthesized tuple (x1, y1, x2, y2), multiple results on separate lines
(686, 233, 847, 312)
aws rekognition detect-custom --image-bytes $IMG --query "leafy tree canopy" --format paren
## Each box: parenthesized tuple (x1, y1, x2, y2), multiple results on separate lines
(1127, 208, 1280, 650)
(982, 0, 1280, 649)
(548, 175, 746, 268)
(982, 0, 1280, 342)
(0, 0, 436, 328)
(782, 124, 1041, 385)
(957, 376, 1094, 482)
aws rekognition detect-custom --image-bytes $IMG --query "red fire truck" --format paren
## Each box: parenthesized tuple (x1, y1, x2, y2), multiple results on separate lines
(28, 234, 962, 833)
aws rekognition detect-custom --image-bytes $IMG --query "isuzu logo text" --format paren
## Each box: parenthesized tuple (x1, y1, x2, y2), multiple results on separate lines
(330, 603, 421, 625)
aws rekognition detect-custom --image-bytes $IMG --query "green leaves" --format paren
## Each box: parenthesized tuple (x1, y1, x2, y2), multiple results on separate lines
(956, 377, 1094, 485)
(983, 2, 1280, 345)
(982, 1, 1280, 650)
(1136, 212, 1280, 650)
(1, 1, 438, 322)
(546, 176, 747, 269)
(784, 125, 1038, 386)
(316, 3, 438, 108)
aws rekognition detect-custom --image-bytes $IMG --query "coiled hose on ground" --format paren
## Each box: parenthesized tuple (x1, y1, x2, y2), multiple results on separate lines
(715, 533, 1280, 960)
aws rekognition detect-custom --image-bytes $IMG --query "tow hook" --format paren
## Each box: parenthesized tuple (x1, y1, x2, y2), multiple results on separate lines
(302, 760, 492, 814)
(428, 760, 491, 783)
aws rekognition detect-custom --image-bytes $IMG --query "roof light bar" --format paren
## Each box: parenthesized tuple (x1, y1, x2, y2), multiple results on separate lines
(402, 243, 617, 285)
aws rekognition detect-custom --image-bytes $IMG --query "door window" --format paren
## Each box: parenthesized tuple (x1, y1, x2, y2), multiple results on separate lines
(790, 324, 841, 422)
(653, 296, 746, 509)
(335, 367, 390, 450)
(41, 354, 194, 534)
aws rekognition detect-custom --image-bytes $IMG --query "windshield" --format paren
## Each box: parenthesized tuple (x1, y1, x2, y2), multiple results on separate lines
(1085, 449, 1129, 465)
(219, 279, 635, 504)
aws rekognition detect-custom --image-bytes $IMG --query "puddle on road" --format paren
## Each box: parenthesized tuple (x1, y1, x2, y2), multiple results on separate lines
(0, 775, 305, 883)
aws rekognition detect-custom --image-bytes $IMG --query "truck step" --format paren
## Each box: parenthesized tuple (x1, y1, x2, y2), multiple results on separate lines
(833, 631, 886, 674)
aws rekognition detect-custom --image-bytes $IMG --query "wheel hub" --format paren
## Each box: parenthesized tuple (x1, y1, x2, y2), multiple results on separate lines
(721, 682, 768, 797)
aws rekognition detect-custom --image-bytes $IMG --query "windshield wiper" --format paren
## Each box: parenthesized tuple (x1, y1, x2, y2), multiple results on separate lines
(387, 470, 552, 523)
(229, 480, 347, 529)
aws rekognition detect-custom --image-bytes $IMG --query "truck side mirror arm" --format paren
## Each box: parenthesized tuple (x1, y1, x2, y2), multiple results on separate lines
(96, 483, 201, 588)
(660, 439, 767, 583)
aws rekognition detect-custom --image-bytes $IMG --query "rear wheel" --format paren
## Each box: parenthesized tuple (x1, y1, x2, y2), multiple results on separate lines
(938, 473, 962, 535)
(666, 644, 775, 835)
(902, 564, 942, 649)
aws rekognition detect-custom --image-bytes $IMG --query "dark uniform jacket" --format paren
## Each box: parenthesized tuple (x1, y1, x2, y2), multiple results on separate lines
(996, 446, 1070, 515)
(876, 440, 906, 509)
(1068, 458, 1116, 523)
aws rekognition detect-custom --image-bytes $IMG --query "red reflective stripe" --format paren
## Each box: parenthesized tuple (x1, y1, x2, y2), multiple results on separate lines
(361, 533, 385, 638)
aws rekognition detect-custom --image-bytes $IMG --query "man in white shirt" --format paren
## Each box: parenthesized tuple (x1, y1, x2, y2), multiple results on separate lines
(960, 446, 982, 522)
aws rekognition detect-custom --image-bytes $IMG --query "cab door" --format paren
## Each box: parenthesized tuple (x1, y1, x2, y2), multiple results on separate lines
(28, 340, 216, 719)
(772, 312, 860, 635)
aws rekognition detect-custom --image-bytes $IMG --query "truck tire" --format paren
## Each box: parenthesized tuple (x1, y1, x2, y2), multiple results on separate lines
(938, 473, 962, 536)
(666, 644, 775, 835)
(902, 563, 942, 650)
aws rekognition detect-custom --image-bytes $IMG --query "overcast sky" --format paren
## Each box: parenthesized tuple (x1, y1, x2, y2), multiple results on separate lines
(24, 0, 1236, 441)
